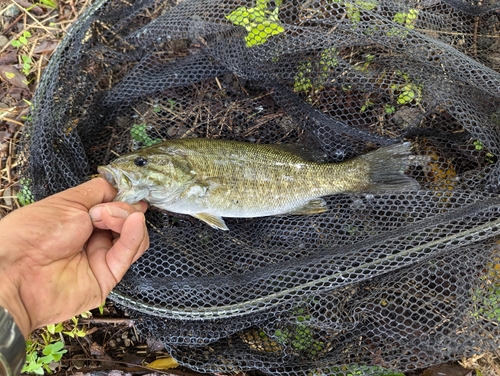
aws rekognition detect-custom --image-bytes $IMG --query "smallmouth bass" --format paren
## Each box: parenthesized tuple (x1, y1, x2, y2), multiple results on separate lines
(98, 138, 419, 230)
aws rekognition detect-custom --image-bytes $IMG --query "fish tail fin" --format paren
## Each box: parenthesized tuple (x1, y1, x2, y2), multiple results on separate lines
(360, 142, 419, 193)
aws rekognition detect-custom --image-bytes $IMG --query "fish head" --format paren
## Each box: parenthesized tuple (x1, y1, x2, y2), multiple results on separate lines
(98, 148, 193, 205)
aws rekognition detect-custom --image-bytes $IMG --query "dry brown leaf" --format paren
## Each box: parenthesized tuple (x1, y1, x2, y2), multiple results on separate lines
(13, 0, 44, 15)
(0, 52, 18, 65)
(0, 65, 29, 89)
(34, 40, 59, 54)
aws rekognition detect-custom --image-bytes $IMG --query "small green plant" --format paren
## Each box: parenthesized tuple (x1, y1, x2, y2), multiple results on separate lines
(388, 8, 419, 37)
(473, 140, 495, 163)
(345, 0, 378, 24)
(471, 249, 500, 323)
(330, 0, 378, 26)
(17, 178, 35, 206)
(11, 31, 32, 48)
(384, 104, 396, 114)
(360, 99, 374, 112)
(22, 312, 92, 374)
(38, 0, 58, 8)
(309, 365, 405, 376)
(130, 123, 162, 147)
(353, 53, 375, 72)
(97, 300, 106, 315)
(226, 0, 284, 47)
(63, 316, 87, 338)
(273, 306, 324, 357)
(294, 47, 338, 93)
(22, 341, 67, 375)
(21, 55, 33, 76)
(474, 139, 485, 150)
(389, 71, 422, 105)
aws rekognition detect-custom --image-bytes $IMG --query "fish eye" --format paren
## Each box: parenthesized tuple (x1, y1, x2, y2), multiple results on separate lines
(134, 156, 148, 167)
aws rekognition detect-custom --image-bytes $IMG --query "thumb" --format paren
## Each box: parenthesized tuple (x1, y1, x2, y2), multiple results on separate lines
(105, 212, 149, 283)
(86, 211, 149, 297)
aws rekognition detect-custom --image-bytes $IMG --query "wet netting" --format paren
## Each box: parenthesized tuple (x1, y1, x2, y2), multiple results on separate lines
(19, 0, 500, 374)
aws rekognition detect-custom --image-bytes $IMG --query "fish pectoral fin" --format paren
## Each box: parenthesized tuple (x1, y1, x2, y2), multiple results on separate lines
(192, 213, 229, 231)
(287, 199, 328, 215)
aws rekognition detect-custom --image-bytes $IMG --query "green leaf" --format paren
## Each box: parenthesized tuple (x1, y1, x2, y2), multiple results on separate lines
(63, 331, 75, 338)
(385, 104, 396, 114)
(40, 0, 57, 8)
(98, 301, 106, 315)
(46, 324, 56, 335)
(226, 0, 284, 47)
(355, 0, 378, 11)
(42, 341, 67, 362)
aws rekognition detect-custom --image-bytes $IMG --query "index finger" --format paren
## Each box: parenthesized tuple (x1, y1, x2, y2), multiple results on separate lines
(51, 178, 118, 210)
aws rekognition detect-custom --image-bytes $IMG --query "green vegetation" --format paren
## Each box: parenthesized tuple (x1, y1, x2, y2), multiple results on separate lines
(294, 47, 338, 92)
(38, 0, 58, 9)
(273, 306, 324, 357)
(130, 123, 162, 147)
(21, 55, 34, 76)
(226, 0, 284, 47)
(11, 31, 32, 48)
(11, 31, 34, 77)
(390, 71, 422, 105)
(384, 104, 396, 114)
(309, 365, 405, 376)
(473, 140, 495, 163)
(23, 340, 67, 375)
(17, 178, 35, 206)
(471, 249, 500, 322)
(330, 0, 378, 26)
(388, 9, 419, 37)
(22, 310, 97, 374)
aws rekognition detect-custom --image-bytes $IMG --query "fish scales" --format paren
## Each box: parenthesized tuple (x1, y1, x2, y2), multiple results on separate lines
(98, 138, 419, 230)
(167, 140, 367, 215)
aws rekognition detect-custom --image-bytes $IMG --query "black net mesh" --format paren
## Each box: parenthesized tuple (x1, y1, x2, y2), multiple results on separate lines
(19, 0, 500, 374)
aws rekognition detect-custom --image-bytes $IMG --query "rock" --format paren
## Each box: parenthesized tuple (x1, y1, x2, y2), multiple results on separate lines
(0, 36, 9, 48)
(4, 5, 20, 17)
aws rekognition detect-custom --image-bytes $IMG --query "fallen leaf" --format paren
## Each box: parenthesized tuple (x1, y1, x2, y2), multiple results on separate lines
(422, 364, 474, 376)
(0, 65, 29, 89)
(0, 51, 18, 65)
(13, 0, 44, 15)
(146, 356, 179, 370)
(8, 87, 26, 101)
(34, 40, 59, 54)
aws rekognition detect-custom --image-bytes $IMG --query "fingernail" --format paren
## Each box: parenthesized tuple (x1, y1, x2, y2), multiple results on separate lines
(132, 202, 146, 212)
(89, 206, 103, 222)
(105, 205, 129, 219)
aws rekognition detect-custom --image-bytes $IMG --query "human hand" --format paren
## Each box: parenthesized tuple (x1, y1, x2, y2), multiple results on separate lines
(0, 178, 149, 337)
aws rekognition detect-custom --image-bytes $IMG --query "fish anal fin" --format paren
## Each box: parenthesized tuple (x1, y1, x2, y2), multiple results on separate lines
(192, 213, 229, 231)
(287, 198, 328, 215)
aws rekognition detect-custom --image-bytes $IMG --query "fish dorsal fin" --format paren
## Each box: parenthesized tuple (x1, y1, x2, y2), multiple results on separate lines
(287, 198, 328, 215)
(272, 144, 328, 162)
(192, 213, 229, 231)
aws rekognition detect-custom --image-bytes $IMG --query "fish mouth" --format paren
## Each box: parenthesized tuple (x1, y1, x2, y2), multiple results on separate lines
(98, 165, 118, 188)
(98, 165, 148, 204)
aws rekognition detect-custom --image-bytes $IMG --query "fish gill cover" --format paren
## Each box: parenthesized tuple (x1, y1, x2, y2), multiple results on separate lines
(18, 0, 500, 374)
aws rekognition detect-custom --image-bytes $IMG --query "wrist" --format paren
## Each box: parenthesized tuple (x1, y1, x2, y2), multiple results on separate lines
(0, 306, 26, 375)
(0, 278, 31, 339)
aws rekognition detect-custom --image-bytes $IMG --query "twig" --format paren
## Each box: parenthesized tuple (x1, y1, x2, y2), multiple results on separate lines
(79, 317, 135, 325)
(0, 117, 24, 126)
(10, 0, 56, 36)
